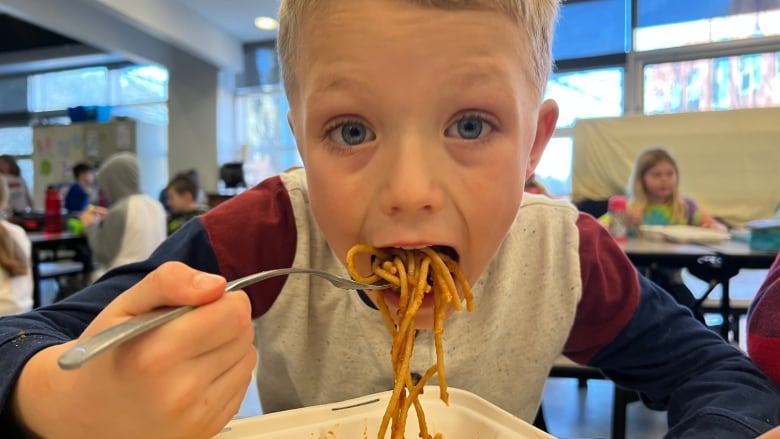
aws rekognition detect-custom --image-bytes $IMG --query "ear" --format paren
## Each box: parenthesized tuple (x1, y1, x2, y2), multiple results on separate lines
(525, 99, 559, 180)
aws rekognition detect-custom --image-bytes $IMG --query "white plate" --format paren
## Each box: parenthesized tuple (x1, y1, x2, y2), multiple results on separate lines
(639, 225, 730, 244)
(216, 386, 555, 439)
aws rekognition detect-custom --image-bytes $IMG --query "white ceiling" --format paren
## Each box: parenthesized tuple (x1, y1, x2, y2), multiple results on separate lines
(171, 0, 281, 42)
(0, 0, 284, 74)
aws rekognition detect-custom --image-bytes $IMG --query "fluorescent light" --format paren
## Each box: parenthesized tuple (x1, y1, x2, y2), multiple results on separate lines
(254, 16, 279, 31)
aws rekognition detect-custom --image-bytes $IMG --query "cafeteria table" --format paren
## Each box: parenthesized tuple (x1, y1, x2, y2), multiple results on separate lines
(620, 238, 777, 339)
(28, 232, 91, 308)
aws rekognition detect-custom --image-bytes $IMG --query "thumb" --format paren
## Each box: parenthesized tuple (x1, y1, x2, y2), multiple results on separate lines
(103, 261, 226, 319)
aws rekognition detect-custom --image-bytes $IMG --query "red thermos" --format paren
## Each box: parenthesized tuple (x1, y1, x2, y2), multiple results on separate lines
(44, 186, 63, 234)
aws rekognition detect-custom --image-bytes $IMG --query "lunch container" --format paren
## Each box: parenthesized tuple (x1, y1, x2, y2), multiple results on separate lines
(216, 386, 555, 438)
(747, 219, 780, 252)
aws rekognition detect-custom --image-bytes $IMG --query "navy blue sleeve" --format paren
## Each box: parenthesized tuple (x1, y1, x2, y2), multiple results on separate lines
(589, 274, 780, 438)
(0, 218, 220, 435)
(64, 184, 89, 213)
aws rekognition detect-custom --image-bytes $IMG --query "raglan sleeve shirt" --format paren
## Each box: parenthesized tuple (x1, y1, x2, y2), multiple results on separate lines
(568, 214, 780, 438)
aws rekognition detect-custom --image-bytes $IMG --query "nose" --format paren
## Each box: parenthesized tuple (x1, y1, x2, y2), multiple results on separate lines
(377, 136, 444, 217)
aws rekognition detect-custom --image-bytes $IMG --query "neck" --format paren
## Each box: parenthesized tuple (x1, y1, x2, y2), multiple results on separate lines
(647, 195, 670, 204)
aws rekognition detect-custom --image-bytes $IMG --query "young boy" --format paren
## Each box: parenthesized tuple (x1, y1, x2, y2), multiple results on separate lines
(64, 162, 95, 213)
(0, 1, 778, 438)
(165, 174, 209, 235)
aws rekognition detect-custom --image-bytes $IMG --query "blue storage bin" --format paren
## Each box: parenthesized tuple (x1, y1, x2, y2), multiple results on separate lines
(68, 106, 112, 123)
(747, 219, 780, 252)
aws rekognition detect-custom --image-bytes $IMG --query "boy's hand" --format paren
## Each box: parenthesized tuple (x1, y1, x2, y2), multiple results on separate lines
(759, 426, 780, 438)
(12, 262, 257, 439)
(79, 205, 109, 227)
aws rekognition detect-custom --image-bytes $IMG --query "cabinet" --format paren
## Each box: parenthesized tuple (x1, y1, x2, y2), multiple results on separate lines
(32, 119, 167, 208)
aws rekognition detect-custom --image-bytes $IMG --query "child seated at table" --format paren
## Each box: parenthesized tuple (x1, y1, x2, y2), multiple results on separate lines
(165, 173, 209, 235)
(623, 147, 727, 233)
(77, 152, 167, 280)
(64, 163, 96, 214)
(0, 178, 32, 316)
(603, 147, 727, 323)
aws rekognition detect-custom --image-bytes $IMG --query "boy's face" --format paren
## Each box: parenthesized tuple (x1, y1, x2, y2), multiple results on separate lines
(167, 188, 193, 214)
(288, 0, 558, 327)
(79, 171, 95, 186)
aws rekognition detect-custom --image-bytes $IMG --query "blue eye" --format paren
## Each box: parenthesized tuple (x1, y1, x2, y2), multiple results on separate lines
(327, 121, 376, 146)
(445, 115, 493, 140)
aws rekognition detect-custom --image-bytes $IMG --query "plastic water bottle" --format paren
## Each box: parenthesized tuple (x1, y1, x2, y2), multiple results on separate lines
(43, 186, 63, 234)
(607, 195, 628, 242)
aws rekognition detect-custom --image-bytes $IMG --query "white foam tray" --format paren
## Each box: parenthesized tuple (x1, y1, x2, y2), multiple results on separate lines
(639, 225, 730, 244)
(216, 386, 555, 438)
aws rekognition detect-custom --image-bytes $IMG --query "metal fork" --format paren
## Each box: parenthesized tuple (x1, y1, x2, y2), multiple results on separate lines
(57, 267, 387, 370)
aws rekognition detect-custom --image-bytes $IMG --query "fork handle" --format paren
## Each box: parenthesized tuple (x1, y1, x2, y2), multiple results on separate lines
(56, 270, 280, 370)
(57, 305, 195, 370)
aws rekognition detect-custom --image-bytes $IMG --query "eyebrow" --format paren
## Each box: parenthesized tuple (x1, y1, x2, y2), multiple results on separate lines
(309, 74, 371, 98)
(447, 62, 520, 99)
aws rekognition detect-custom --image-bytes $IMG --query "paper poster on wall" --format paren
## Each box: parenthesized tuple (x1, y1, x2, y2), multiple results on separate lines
(86, 129, 99, 158)
(116, 123, 132, 149)
(39, 159, 52, 176)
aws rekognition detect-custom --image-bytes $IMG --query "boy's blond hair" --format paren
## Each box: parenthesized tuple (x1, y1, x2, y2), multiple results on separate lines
(277, 0, 560, 101)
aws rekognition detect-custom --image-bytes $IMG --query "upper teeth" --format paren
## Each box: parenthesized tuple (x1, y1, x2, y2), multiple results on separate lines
(400, 246, 427, 250)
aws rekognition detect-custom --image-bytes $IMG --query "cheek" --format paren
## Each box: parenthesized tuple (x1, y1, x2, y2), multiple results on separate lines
(457, 156, 524, 284)
(306, 165, 364, 263)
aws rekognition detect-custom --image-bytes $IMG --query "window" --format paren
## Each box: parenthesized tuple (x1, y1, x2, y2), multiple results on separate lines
(635, 1, 780, 51)
(11, 64, 170, 200)
(235, 86, 299, 186)
(535, 137, 573, 197)
(540, 67, 624, 195)
(27, 64, 169, 125)
(110, 65, 168, 105)
(28, 67, 109, 111)
(546, 67, 625, 128)
(644, 51, 780, 114)
(553, 0, 629, 61)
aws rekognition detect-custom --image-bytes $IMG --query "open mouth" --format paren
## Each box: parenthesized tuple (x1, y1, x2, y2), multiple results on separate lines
(430, 245, 459, 262)
(376, 245, 459, 262)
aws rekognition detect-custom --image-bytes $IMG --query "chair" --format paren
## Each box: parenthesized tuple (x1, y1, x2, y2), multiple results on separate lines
(538, 356, 640, 439)
(687, 256, 744, 340)
(574, 198, 610, 219)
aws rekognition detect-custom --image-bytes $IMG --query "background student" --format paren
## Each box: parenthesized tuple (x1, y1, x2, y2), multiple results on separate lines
(624, 147, 726, 232)
(0, 178, 32, 316)
(78, 152, 166, 279)
(0, 155, 32, 217)
(64, 162, 96, 213)
(602, 146, 726, 322)
(165, 173, 209, 235)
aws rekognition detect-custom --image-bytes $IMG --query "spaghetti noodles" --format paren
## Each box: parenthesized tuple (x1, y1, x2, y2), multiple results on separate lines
(346, 244, 474, 439)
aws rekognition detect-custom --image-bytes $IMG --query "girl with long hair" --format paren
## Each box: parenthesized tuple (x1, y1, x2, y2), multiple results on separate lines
(626, 147, 726, 231)
(0, 176, 32, 315)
